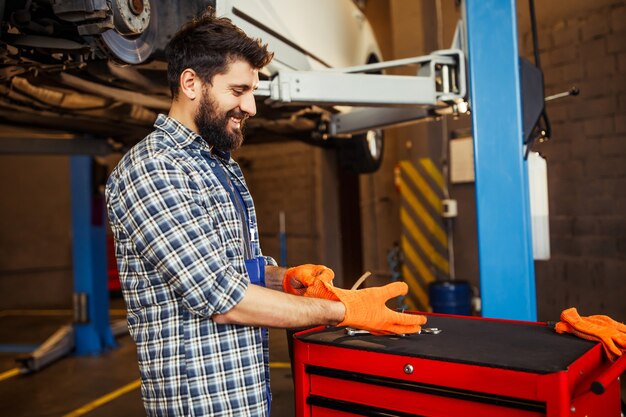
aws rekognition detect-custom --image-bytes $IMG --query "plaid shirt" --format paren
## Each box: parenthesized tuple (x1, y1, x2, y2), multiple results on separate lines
(106, 114, 276, 416)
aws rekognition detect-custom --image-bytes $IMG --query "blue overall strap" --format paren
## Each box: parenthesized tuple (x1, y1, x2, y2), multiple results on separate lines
(203, 149, 271, 415)
(202, 151, 266, 286)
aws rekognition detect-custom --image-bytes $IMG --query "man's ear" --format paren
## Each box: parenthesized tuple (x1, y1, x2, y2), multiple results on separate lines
(179, 68, 200, 101)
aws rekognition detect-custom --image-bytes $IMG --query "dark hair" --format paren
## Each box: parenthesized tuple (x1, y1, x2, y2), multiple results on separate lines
(165, 7, 273, 98)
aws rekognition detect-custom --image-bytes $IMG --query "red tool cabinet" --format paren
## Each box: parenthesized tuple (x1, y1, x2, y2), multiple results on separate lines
(293, 314, 625, 417)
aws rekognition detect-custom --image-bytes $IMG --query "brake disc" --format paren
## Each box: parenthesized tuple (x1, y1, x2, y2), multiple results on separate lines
(101, 0, 158, 64)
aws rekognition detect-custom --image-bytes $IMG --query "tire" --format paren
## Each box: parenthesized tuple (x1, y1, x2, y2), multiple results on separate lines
(339, 129, 385, 174)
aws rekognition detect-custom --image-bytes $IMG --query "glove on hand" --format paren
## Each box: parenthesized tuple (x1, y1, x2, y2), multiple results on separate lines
(283, 264, 334, 295)
(555, 308, 626, 361)
(302, 280, 426, 335)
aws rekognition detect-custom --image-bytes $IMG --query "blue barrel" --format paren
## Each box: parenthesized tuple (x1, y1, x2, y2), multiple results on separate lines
(428, 280, 472, 315)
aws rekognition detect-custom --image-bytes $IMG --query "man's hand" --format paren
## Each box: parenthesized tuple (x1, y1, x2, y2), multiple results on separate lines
(301, 279, 426, 335)
(283, 264, 334, 295)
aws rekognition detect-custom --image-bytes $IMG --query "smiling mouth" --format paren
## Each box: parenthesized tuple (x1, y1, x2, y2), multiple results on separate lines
(229, 117, 242, 129)
(226, 108, 248, 131)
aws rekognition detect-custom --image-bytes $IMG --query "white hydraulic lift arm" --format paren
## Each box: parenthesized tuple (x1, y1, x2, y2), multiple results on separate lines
(255, 48, 468, 136)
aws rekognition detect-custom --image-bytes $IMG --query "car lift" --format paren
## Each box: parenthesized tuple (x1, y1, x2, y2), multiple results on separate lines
(255, 0, 540, 322)
(6, 0, 542, 372)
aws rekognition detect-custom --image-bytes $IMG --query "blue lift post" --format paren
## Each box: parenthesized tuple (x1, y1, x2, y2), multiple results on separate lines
(464, 0, 537, 321)
(70, 156, 115, 355)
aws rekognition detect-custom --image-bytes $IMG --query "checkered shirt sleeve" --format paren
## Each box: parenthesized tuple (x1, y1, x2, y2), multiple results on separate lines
(113, 156, 247, 316)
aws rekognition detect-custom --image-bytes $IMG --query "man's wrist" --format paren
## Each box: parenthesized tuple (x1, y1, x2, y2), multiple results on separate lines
(264, 265, 287, 291)
(328, 300, 346, 325)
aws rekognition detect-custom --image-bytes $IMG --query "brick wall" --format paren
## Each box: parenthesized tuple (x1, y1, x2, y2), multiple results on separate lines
(235, 140, 345, 283)
(235, 141, 318, 267)
(520, 1, 626, 320)
(0, 155, 73, 308)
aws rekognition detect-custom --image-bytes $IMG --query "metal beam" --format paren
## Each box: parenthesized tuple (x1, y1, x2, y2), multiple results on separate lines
(0, 137, 113, 155)
(329, 107, 432, 135)
(464, 0, 537, 320)
(256, 50, 465, 109)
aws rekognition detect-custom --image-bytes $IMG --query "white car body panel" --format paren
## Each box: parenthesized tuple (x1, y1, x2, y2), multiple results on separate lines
(218, 0, 382, 73)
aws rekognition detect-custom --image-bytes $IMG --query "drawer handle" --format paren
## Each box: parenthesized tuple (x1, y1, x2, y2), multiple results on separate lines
(404, 364, 414, 374)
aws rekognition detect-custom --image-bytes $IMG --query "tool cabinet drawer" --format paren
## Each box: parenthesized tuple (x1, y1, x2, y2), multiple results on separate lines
(306, 365, 544, 417)
(294, 315, 622, 417)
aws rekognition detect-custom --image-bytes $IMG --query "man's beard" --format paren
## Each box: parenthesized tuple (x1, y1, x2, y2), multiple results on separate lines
(194, 92, 247, 152)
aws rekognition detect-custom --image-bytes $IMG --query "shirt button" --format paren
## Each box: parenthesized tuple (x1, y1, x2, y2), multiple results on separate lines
(210, 162, 216, 167)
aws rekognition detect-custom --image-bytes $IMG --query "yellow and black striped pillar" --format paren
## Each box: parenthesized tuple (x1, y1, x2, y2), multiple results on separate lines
(397, 159, 449, 311)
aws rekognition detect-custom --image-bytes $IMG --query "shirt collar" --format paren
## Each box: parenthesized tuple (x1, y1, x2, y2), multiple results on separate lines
(154, 113, 207, 150)
(153, 113, 234, 163)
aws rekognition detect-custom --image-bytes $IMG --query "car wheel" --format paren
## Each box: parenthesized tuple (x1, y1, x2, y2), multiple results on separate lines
(339, 129, 385, 174)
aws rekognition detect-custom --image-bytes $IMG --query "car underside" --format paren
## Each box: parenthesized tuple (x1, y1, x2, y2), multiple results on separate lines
(0, 0, 387, 173)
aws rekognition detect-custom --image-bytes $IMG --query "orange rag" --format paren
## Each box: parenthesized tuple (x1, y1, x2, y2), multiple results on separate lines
(555, 308, 626, 362)
(282, 264, 334, 295)
(302, 279, 426, 335)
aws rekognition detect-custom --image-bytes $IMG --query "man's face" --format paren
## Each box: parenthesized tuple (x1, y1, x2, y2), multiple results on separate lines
(194, 60, 259, 152)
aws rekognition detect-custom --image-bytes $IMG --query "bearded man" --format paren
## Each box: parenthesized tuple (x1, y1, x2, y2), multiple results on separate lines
(105, 8, 423, 417)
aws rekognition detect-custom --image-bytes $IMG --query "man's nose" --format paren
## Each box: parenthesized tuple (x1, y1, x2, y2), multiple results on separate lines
(240, 91, 256, 117)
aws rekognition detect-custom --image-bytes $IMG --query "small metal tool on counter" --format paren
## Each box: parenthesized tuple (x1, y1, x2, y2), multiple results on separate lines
(344, 327, 442, 336)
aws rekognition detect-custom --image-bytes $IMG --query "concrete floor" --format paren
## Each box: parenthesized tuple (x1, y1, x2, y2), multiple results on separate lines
(1, 300, 625, 417)
(0, 299, 295, 417)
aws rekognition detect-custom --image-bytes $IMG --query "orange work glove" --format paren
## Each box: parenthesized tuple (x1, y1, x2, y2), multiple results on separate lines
(555, 308, 626, 361)
(302, 279, 426, 335)
(282, 264, 334, 295)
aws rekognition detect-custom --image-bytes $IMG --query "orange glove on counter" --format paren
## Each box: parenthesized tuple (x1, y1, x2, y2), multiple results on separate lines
(302, 280, 426, 335)
(282, 264, 335, 295)
(555, 308, 626, 361)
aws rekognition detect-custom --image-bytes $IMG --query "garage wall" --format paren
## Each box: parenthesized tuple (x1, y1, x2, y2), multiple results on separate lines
(0, 155, 73, 308)
(517, 0, 626, 320)
(234, 141, 346, 284)
(361, 0, 625, 321)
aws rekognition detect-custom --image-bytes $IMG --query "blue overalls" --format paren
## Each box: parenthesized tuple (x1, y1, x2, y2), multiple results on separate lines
(202, 149, 272, 415)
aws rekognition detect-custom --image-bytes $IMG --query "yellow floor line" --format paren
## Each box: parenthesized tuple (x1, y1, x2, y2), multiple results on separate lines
(62, 363, 290, 416)
(62, 379, 141, 417)
(0, 368, 20, 382)
(109, 309, 128, 316)
(270, 362, 291, 369)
